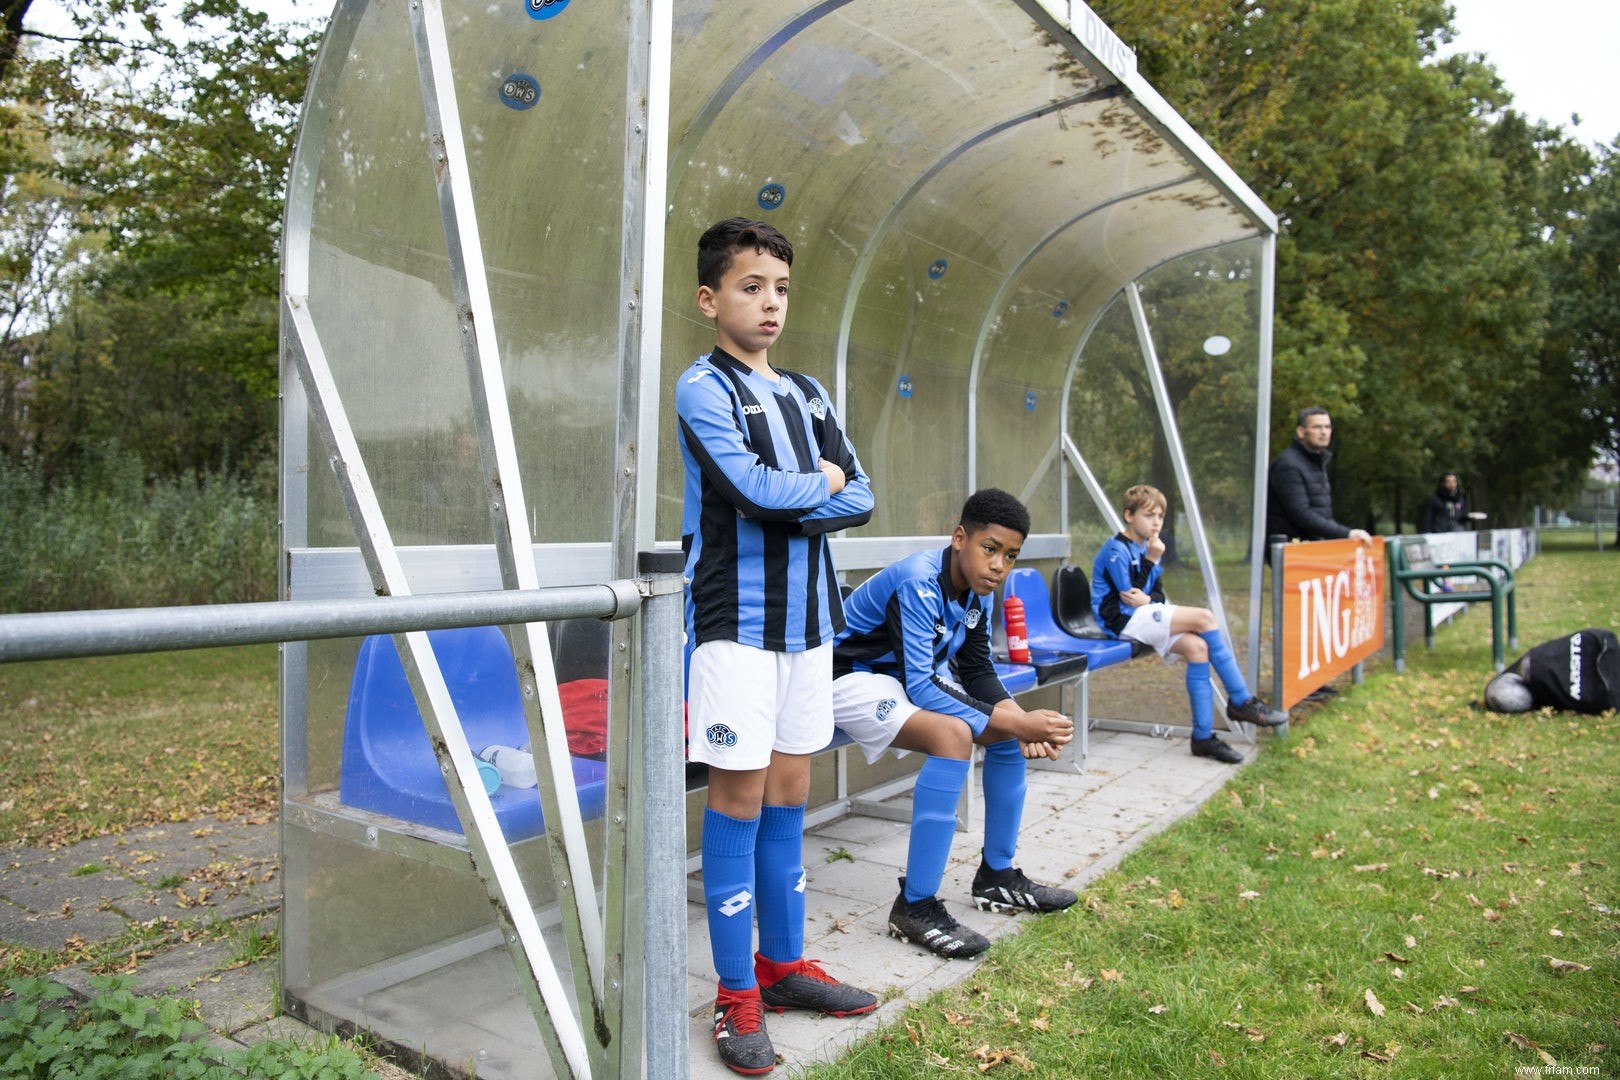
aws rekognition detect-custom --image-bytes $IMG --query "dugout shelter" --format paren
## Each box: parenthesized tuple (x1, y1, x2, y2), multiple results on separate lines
(277, 1, 1279, 1075)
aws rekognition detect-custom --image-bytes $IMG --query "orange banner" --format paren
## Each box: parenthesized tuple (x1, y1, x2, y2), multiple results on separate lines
(1279, 537, 1385, 708)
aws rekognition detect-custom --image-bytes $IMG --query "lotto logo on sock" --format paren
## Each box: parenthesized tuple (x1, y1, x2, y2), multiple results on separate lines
(717, 890, 753, 917)
(706, 723, 738, 748)
(795, 871, 807, 894)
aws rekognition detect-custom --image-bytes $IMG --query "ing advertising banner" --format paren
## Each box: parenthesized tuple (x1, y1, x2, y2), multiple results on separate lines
(1280, 538, 1385, 708)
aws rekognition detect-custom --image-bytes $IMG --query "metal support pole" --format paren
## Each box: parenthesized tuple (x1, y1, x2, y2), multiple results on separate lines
(1271, 540, 1286, 724)
(638, 551, 688, 1079)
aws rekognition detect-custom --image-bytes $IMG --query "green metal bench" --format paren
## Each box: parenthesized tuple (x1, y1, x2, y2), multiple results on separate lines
(1388, 537, 1517, 672)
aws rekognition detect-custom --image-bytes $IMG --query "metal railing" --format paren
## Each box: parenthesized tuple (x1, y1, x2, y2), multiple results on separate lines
(0, 562, 690, 1080)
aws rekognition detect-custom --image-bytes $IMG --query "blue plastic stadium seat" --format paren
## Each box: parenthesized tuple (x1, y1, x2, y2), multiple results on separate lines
(340, 627, 607, 838)
(993, 661, 1040, 694)
(1005, 568, 1134, 669)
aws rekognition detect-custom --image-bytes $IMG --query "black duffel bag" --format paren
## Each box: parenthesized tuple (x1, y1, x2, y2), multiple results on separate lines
(1483, 628, 1620, 714)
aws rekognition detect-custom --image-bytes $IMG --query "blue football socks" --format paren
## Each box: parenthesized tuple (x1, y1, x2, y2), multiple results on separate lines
(980, 739, 1027, 871)
(1187, 660, 1214, 740)
(904, 756, 970, 903)
(754, 802, 807, 965)
(702, 806, 760, 991)
(1199, 629, 1251, 703)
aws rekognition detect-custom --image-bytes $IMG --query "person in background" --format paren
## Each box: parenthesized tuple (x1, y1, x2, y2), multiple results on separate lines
(1419, 471, 1468, 533)
(1266, 407, 1372, 547)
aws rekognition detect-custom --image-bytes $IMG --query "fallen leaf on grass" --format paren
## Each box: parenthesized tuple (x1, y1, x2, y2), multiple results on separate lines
(1432, 996, 1459, 1009)
(905, 1019, 924, 1045)
(1209, 1049, 1226, 1066)
(1546, 957, 1591, 974)
(1364, 989, 1386, 1017)
(1099, 968, 1123, 982)
(1147, 1004, 1166, 1014)
(1354, 863, 1389, 873)
(1361, 1043, 1401, 1063)
(1323, 1032, 1349, 1049)
(944, 1011, 976, 1027)
(1548, 927, 1564, 937)
(1238, 890, 1260, 900)
(1506, 1032, 1540, 1050)
(1382, 951, 1409, 964)
(1404, 1002, 1424, 1015)
(970, 1044, 1034, 1071)
(1483, 909, 1503, 922)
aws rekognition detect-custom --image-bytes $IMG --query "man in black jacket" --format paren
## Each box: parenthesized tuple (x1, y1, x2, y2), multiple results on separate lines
(1266, 407, 1372, 546)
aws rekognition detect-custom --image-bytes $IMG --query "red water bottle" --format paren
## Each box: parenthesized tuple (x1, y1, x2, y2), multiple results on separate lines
(1003, 596, 1030, 663)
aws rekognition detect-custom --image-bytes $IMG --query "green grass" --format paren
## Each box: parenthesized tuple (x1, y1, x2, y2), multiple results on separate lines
(0, 537, 1614, 1076)
(0, 644, 279, 848)
(809, 543, 1619, 1078)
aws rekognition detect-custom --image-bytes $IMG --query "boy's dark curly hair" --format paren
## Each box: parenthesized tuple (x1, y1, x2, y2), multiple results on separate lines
(959, 488, 1029, 539)
(697, 218, 793, 290)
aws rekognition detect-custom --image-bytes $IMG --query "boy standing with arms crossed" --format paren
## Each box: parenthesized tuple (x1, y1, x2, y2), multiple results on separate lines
(833, 489, 1078, 960)
(1092, 484, 1285, 764)
(676, 218, 877, 1075)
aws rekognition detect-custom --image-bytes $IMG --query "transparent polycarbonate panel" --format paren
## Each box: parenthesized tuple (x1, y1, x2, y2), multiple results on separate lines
(657, 0, 1262, 540)
(1134, 237, 1267, 661)
(296, 0, 626, 549)
(659, 0, 1115, 538)
(1068, 237, 1267, 725)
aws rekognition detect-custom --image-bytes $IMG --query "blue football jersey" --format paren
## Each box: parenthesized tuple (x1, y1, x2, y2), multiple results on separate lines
(833, 546, 1009, 735)
(676, 348, 872, 652)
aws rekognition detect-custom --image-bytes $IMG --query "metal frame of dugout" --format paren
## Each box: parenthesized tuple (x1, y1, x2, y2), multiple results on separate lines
(277, 1, 1279, 1077)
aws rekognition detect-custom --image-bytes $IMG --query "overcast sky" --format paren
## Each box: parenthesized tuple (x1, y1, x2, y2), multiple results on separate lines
(1442, 0, 1620, 148)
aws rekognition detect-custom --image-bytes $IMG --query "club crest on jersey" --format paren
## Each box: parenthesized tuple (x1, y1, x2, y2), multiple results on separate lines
(876, 697, 897, 722)
(706, 723, 738, 748)
(964, 608, 981, 629)
(806, 396, 826, 421)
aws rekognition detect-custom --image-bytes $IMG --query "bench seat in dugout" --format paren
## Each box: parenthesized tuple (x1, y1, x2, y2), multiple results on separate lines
(1006, 567, 1134, 669)
(340, 626, 609, 838)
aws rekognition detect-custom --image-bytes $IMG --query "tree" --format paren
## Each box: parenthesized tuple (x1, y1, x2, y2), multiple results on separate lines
(1, 0, 318, 479)
(1554, 142, 1620, 543)
(1088, 0, 1591, 530)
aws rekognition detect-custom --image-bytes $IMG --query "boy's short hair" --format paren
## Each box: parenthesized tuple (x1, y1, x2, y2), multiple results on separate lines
(1122, 484, 1167, 516)
(959, 488, 1029, 539)
(697, 218, 794, 290)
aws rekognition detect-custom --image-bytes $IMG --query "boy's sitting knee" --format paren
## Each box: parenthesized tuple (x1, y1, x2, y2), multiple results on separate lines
(924, 719, 973, 759)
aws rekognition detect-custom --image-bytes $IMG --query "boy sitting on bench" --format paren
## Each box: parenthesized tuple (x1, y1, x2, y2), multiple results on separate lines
(1091, 484, 1286, 764)
(832, 489, 1078, 959)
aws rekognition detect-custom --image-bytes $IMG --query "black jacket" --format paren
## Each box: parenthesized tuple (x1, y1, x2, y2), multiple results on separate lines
(1266, 437, 1350, 541)
(1419, 484, 1467, 533)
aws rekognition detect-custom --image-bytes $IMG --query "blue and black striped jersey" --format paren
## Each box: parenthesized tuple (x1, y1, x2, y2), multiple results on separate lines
(677, 348, 873, 652)
(833, 546, 1009, 736)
